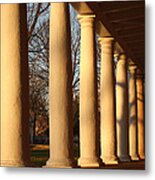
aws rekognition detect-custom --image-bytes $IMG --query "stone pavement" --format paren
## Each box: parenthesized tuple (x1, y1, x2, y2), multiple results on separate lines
(80, 160, 145, 170)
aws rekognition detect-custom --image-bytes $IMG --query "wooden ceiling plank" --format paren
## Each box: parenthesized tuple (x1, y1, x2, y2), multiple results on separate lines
(117, 28, 144, 36)
(126, 38, 144, 43)
(127, 39, 145, 43)
(103, 4, 144, 14)
(86, 1, 145, 72)
(111, 16, 144, 25)
(107, 7, 144, 21)
(115, 24, 144, 31)
(119, 32, 144, 38)
(98, 1, 144, 13)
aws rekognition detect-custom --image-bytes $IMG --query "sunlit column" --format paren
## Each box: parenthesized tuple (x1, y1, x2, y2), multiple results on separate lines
(77, 14, 100, 167)
(136, 75, 145, 159)
(128, 65, 139, 160)
(45, 3, 74, 168)
(1, 4, 30, 167)
(116, 54, 130, 162)
(99, 37, 118, 164)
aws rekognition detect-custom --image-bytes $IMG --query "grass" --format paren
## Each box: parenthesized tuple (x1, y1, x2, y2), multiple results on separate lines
(30, 144, 144, 169)
(30, 144, 49, 167)
(30, 144, 79, 167)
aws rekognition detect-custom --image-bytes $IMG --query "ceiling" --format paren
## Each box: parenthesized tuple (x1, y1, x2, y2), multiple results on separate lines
(71, 0, 145, 74)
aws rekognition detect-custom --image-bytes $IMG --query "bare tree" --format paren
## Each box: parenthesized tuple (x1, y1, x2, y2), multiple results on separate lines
(27, 3, 50, 143)
(70, 5, 81, 94)
(27, 3, 102, 144)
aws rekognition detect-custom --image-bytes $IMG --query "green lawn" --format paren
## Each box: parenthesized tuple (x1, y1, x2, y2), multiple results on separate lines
(30, 144, 49, 167)
(30, 144, 79, 167)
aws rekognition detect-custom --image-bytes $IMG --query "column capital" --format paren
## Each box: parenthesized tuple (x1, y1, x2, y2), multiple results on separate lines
(128, 65, 137, 74)
(77, 14, 95, 27)
(119, 53, 127, 59)
(99, 36, 114, 54)
(117, 53, 127, 64)
(114, 51, 119, 61)
(98, 36, 114, 45)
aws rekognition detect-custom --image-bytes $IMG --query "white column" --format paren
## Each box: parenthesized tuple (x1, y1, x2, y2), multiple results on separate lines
(45, 3, 74, 168)
(78, 14, 100, 167)
(1, 4, 30, 167)
(116, 54, 130, 162)
(128, 65, 139, 161)
(136, 75, 145, 159)
(128, 65, 139, 160)
(99, 37, 118, 164)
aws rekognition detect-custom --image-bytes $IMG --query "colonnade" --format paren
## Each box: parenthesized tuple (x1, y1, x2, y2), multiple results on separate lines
(0, 3, 145, 167)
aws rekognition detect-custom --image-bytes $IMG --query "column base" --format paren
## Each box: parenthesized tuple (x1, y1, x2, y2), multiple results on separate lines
(0, 160, 30, 167)
(78, 157, 100, 168)
(130, 155, 139, 161)
(139, 154, 145, 160)
(101, 155, 118, 165)
(118, 155, 131, 162)
(43, 158, 73, 168)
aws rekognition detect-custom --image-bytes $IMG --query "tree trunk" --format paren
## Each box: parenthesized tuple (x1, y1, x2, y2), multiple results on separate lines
(33, 114, 36, 144)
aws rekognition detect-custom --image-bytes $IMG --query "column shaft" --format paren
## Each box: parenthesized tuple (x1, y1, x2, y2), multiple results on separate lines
(78, 14, 100, 167)
(136, 76, 145, 159)
(99, 37, 118, 164)
(116, 54, 130, 162)
(128, 66, 139, 160)
(45, 3, 73, 168)
(1, 4, 30, 167)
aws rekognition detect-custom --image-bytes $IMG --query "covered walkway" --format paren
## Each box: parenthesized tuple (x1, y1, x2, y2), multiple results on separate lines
(1, 1, 145, 169)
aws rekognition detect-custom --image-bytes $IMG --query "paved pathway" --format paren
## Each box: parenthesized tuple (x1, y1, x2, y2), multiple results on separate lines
(80, 161, 145, 170)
